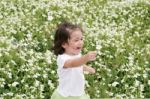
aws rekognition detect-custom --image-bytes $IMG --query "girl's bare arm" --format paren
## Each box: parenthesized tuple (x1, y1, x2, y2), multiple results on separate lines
(63, 51, 97, 68)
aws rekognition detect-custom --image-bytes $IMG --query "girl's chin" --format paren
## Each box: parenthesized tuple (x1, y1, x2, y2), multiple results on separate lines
(66, 49, 81, 55)
(73, 50, 81, 54)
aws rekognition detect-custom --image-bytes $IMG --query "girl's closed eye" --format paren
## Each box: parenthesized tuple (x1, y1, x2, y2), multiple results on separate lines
(74, 39, 80, 42)
(75, 39, 79, 42)
(75, 38, 83, 42)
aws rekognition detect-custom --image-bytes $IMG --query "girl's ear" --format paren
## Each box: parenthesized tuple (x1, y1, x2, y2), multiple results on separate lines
(62, 42, 67, 49)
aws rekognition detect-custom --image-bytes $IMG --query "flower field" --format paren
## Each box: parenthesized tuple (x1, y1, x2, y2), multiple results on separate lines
(0, 0, 150, 98)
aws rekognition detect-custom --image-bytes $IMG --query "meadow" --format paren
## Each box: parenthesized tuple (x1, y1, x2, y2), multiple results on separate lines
(0, 0, 150, 98)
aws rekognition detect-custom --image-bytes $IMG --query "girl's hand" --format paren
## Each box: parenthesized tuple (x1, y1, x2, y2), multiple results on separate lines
(83, 65, 96, 74)
(88, 67, 95, 74)
(86, 51, 97, 61)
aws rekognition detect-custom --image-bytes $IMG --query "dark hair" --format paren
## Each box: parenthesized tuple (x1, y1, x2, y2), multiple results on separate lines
(52, 21, 83, 56)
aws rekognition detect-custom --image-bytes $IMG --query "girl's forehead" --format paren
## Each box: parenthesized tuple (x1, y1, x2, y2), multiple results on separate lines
(70, 30, 83, 37)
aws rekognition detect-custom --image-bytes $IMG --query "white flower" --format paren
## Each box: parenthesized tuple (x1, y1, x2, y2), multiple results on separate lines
(45, 50, 52, 64)
(27, 33, 32, 41)
(148, 80, 150, 85)
(143, 73, 147, 78)
(33, 73, 40, 78)
(106, 91, 113, 96)
(7, 72, 12, 79)
(10, 60, 16, 65)
(6, 92, 14, 96)
(12, 82, 19, 87)
(133, 73, 140, 78)
(96, 90, 100, 93)
(51, 70, 55, 74)
(112, 81, 119, 87)
(43, 74, 48, 78)
(96, 45, 102, 50)
(0, 52, 2, 57)
(48, 15, 53, 21)
(34, 80, 40, 87)
(47, 11, 53, 21)
(140, 84, 144, 92)
(0, 84, 4, 88)
(48, 80, 54, 89)
(48, 80, 52, 86)
(135, 80, 140, 87)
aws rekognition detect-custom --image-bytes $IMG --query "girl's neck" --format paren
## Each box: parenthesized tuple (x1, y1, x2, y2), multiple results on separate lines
(64, 52, 79, 56)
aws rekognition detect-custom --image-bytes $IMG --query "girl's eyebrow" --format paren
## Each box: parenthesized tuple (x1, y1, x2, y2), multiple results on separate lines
(75, 37, 83, 39)
(71, 36, 83, 39)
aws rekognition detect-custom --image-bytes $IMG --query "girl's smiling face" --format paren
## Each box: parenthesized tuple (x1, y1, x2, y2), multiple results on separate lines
(62, 29, 83, 55)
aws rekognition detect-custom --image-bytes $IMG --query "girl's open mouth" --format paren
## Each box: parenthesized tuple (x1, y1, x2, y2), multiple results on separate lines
(76, 47, 82, 50)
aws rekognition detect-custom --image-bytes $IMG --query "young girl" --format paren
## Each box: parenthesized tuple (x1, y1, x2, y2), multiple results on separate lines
(51, 22, 97, 99)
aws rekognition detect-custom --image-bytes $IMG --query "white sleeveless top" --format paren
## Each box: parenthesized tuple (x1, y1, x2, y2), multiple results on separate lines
(56, 53, 85, 97)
